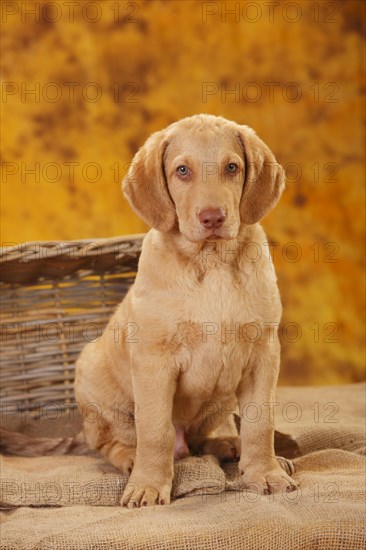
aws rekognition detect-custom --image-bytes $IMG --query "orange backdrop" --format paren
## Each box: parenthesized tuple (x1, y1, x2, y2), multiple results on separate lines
(1, 0, 365, 385)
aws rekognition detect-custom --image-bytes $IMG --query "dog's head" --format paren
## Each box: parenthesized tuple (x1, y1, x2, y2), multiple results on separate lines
(122, 114, 285, 242)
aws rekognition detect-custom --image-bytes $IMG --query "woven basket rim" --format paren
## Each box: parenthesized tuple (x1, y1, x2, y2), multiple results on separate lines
(0, 233, 146, 259)
(0, 233, 145, 284)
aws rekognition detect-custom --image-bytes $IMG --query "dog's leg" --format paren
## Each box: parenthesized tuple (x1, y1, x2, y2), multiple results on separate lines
(188, 399, 241, 462)
(82, 412, 137, 474)
(120, 355, 176, 508)
(236, 336, 298, 494)
(95, 438, 136, 475)
(74, 340, 138, 474)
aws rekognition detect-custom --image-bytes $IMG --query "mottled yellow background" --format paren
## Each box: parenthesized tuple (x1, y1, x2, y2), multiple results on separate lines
(1, 1, 365, 384)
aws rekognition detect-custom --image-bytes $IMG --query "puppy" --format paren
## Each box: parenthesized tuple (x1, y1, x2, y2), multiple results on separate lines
(74, 114, 298, 507)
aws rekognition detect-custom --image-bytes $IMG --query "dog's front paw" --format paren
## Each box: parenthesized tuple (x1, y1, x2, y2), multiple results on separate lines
(238, 463, 299, 495)
(121, 474, 172, 508)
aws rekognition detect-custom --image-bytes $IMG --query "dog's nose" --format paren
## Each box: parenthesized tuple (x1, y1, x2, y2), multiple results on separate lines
(198, 208, 226, 229)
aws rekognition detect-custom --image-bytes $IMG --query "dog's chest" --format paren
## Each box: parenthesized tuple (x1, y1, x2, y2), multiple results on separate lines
(179, 262, 261, 339)
(172, 266, 258, 402)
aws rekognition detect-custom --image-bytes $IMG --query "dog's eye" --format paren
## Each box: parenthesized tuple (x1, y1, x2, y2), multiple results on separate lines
(226, 163, 239, 174)
(176, 165, 189, 177)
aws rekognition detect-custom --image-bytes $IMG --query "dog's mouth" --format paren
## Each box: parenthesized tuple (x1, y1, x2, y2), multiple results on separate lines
(205, 232, 224, 241)
(184, 227, 237, 243)
(179, 217, 240, 244)
(206, 235, 223, 240)
(202, 225, 237, 241)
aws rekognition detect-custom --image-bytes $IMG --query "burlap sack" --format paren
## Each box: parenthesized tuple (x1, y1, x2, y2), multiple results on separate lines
(1, 384, 365, 549)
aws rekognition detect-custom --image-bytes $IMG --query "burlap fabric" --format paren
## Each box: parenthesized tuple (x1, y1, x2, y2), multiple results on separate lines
(1, 384, 365, 549)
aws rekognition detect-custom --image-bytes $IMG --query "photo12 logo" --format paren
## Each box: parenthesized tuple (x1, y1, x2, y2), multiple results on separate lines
(1, 2, 140, 24)
(201, 2, 340, 24)
(1, 81, 139, 104)
(201, 81, 339, 104)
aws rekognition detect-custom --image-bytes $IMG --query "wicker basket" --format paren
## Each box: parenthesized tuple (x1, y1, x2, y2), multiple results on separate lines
(0, 235, 144, 418)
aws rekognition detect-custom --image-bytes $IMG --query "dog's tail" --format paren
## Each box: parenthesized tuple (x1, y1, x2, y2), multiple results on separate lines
(0, 427, 89, 457)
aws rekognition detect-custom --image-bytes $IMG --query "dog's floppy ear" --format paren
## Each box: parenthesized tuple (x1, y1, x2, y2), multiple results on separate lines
(237, 126, 285, 225)
(122, 129, 176, 232)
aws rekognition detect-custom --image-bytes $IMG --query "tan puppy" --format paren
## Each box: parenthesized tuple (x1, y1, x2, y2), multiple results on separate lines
(74, 114, 298, 507)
